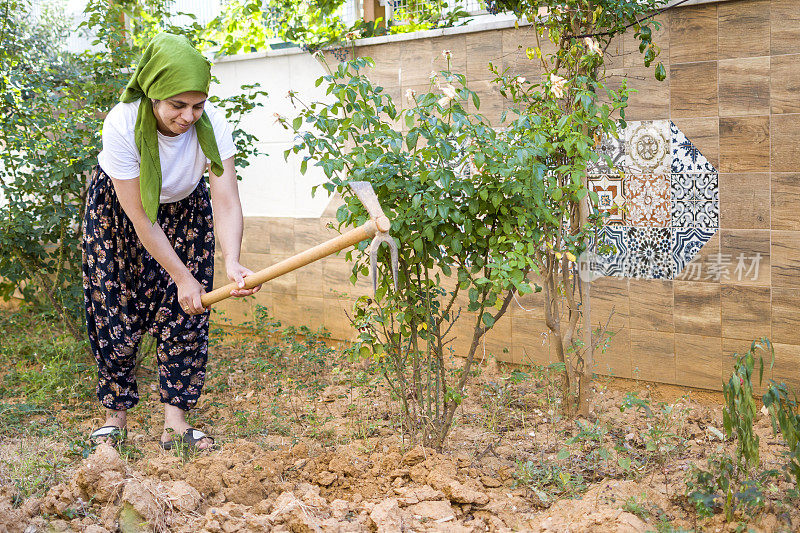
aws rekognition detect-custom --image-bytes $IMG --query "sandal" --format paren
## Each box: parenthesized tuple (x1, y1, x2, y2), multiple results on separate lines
(90, 425, 127, 445)
(160, 427, 215, 451)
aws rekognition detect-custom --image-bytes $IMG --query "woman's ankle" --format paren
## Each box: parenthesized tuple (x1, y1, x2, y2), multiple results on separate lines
(163, 404, 189, 428)
(104, 408, 127, 428)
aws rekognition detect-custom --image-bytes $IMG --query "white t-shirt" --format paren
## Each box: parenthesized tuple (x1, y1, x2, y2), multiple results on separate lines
(98, 99, 236, 203)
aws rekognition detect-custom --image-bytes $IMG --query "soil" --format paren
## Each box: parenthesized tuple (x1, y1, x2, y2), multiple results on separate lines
(1, 330, 799, 532)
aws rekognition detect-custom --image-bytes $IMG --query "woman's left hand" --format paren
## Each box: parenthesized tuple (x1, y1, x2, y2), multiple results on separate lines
(225, 260, 262, 297)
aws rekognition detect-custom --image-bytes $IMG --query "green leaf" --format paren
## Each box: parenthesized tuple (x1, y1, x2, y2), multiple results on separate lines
(654, 63, 667, 82)
(481, 312, 495, 328)
(406, 130, 419, 150)
(556, 448, 570, 460)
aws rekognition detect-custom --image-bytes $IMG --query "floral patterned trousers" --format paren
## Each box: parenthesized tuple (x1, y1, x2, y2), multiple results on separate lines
(82, 166, 214, 411)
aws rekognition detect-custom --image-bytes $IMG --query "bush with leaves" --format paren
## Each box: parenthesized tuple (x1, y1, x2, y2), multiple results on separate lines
(0, 0, 266, 337)
(281, 44, 627, 447)
(203, 0, 386, 57)
(0, 0, 97, 337)
(389, 0, 473, 34)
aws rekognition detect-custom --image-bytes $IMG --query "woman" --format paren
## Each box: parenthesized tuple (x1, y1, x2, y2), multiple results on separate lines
(83, 33, 260, 450)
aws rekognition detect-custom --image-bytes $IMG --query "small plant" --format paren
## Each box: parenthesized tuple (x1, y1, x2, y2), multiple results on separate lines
(619, 392, 687, 485)
(684, 338, 788, 522)
(0, 309, 94, 413)
(622, 493, 650, 520)
(723, 340, 765, 474)
(762, 373, 800, 489)
(513, 459, 586, 504)
(0, 438, 73, 504)
(685, 453, 778, 521)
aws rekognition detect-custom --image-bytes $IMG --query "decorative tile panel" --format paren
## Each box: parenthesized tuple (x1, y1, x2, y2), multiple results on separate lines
(673, 227, 716, 275)
(593, 226, 628, 277)
(694, 201, 719, 228)
(624, 227, 674, 279)
(671, 173, 694, 202)
(671, 200, 719, 228)
(693, 173, 719, 202)
(671, 200, 694, 227)
(586, 120, 719, 280)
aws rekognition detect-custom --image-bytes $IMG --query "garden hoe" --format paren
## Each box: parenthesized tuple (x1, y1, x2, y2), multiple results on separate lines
(200, 181, 399, 308)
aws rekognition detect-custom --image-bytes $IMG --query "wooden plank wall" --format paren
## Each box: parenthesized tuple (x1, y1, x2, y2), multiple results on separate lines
(227, 0, 800, 392)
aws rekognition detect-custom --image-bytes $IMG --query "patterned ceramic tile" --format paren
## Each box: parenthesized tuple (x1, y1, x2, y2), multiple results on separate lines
(624, 174, 671, 226)
(588, 133, 625, 175)
(589, 175, 625, 225)
(672, 173, 719, 202)
(672, 200, 694, 227)
(624, 120, 671, 174)
(693, 173, 718, 202)
(694, 201, 719, 228)
(670, 122, 717, 173)
(672, 227, 716, 275)
(624, 227, 674, 279)
(590, 226, 628, 277)
(671, 173, 694, 202)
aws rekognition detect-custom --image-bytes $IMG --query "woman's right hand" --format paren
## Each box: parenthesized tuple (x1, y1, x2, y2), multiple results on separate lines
(176, 275, 206, 315)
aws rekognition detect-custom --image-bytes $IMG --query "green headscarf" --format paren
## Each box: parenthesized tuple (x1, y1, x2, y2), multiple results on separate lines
(120, 32, 224, 223)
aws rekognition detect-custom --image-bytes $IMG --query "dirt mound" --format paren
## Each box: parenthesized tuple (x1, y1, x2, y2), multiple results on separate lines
(14, 437, 534, 532)
(529, 479, 667, 533)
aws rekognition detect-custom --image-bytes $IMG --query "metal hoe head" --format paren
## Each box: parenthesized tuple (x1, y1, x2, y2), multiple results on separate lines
(349, 181, 399, 295)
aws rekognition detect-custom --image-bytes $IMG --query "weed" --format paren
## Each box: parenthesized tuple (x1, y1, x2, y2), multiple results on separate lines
(513, 459, 586, 504)
(350, 418, 380, 441)
(619, 392, 688, 490)
(622, 493, 650, 520)
(0, 309, 93, 410)
(0, 437, 73, 504)
(762, 375, 800, 489)
(0, 403, 55, 437)
(480, 380, 515, 435)
(648, 514, 693, 533)
(684, 338, 787, 522)
(686, 453, 778, 521)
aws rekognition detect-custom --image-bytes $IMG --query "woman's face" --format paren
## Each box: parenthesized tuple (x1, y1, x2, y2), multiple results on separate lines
(152, 90, 207, 136)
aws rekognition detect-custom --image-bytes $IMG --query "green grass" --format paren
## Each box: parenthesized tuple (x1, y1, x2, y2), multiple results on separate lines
(0, 309, 95, 440)
(0, 437, 74, 504)
(622, 493, 650, 520)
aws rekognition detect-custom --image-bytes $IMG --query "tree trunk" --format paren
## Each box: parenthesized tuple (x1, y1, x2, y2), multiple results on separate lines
(578, 277, 592, 417)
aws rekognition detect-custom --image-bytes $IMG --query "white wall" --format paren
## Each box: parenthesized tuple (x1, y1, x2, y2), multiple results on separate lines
(211, 50, 334, 218)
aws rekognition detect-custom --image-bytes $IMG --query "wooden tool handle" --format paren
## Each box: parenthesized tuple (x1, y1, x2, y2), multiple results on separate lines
(201, 218, 385, 307)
